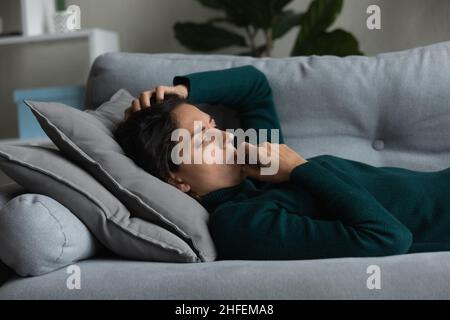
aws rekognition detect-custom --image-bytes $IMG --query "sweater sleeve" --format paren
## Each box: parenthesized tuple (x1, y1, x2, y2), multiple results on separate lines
(173, 65, 284, 143)
(208, 161, 412, 260)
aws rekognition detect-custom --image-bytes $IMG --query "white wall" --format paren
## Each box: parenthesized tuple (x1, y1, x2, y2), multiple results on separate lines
(67, 0, 450, 56)
(333, 0, 450, 56)
(1, 0, 450, 140)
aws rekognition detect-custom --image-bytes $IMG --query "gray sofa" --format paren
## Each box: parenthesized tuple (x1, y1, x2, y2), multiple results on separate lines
(1, 41, 450, 299)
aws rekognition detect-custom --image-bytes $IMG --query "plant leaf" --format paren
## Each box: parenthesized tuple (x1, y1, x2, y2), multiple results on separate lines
(195, 0, 225, 10)
(272, 10, 303, 39)
(206, 17, 233, 24)
(218, 0, 289, 29)
(222, 0, 270, 28)
(292, 29, 363, 56)
(303, 0, 343, 33)
(249, 0, 294, 29)
(174, 22, 247, 51)
(291, 0, 344, 55)
(248, 0, 273, 29)
(271, 0, 294, 13)
(198, 0, 293, 30)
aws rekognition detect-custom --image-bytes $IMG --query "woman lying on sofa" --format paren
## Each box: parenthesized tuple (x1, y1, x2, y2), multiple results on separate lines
(114, 65, 450, 260)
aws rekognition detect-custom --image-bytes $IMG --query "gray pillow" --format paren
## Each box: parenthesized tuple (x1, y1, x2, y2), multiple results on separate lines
(25, 89, 216, 262)
(0, 145, 199, 263)
(0, 194, 100, 276)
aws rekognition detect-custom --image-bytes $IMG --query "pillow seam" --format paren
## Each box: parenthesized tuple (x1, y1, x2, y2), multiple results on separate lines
(32, 198, 68, 264)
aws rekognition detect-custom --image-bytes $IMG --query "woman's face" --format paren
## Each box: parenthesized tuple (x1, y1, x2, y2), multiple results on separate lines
(169, 103, 245, 196)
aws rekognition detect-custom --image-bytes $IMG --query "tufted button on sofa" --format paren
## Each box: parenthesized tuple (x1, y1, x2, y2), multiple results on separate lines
(372, 139, 385, 151)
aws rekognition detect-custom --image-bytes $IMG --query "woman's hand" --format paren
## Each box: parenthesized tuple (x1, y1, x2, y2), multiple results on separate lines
(242, 142, 308, 183)
(124, 84, 188, 120)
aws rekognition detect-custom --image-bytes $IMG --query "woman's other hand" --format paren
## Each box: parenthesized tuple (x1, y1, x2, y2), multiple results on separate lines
(124, 84, 188, 120)
(242, 142, 308, 183)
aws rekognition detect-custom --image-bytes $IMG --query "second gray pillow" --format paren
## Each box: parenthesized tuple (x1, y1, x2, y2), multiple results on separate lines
(0, 145, 199, 263)
(26, 89, 217, 262)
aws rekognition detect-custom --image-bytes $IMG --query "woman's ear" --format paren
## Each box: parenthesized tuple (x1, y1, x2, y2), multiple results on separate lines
(167, 173, 191, 193)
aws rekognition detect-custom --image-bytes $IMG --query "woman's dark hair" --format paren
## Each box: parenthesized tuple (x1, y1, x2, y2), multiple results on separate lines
(114, 94, 187, 181)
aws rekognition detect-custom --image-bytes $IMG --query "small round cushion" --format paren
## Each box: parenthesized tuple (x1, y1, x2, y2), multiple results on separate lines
(0, 194, 100, 276)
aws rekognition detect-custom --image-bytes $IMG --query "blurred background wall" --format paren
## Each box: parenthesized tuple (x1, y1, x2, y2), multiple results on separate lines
(66, 0, 450, 57)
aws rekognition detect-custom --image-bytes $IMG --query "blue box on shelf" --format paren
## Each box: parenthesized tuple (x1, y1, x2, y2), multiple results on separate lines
(13, 85, 85, 139)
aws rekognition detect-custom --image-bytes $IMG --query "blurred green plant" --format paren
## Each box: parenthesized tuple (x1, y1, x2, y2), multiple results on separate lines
(56, 0, 66, 11)
(174, 0, 363, 57)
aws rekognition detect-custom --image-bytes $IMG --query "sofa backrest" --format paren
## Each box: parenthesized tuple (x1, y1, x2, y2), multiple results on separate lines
(85, 42, 450, 171)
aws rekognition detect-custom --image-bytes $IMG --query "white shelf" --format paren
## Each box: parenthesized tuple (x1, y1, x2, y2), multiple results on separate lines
(0, 28, 120, 64)
(0, 28, 109, 45)
(0, 27, 120, 141)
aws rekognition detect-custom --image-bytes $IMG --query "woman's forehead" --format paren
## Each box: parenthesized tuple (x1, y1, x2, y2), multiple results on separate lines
(174, 104, 209, 132)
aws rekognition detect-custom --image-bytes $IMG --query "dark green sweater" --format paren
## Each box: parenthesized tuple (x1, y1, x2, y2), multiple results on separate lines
(174, 65, 450, 260)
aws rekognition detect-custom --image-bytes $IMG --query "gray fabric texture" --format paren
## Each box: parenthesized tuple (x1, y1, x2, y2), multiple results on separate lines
(1, 252, 450, 300)
(0, 145, 198, 263)
(0, 194, 100, 276)
(26, 89, 216, 262)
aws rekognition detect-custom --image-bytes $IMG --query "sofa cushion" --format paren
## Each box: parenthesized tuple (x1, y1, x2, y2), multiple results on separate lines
(25, 89, 216, 262)
(0, 145, 198, 263)
(2, 252, 450, 299)
(0, 194, 100, 276)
